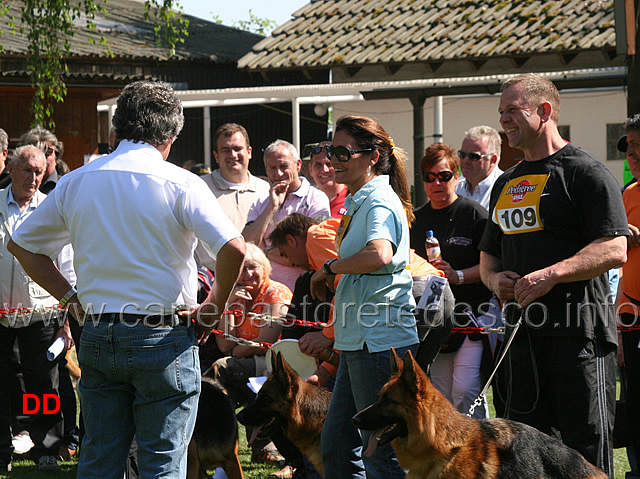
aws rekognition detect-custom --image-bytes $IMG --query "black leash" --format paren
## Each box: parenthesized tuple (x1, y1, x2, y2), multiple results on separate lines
(466, 308, 523, 418)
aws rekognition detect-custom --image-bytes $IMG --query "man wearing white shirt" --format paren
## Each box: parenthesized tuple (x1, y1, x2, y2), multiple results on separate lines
(455, 125, 503, 210)
(8, 81, 245, 479)
(244, 140, 330, 291)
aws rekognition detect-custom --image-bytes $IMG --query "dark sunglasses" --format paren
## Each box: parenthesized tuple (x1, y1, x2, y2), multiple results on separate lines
(45, 146, 57, 157)
(323, 145, 374, 162)
(458, 150, 490, 161)
(422, 170, 454, 183)
(309, 145, 325, 156)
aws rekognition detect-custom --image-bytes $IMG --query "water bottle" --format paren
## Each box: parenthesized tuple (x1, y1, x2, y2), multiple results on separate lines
(425, 230, 441, 263)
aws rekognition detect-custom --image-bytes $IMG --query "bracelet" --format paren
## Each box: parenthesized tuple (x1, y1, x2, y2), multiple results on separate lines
(456, 270, 464, 285)
(59, 287, 77, 309)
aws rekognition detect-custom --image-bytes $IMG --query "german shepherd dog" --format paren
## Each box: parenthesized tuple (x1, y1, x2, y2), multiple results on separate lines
(352, 348, 607, 479)
(236, 352, 331, 478)
(186, 374, 244, 479)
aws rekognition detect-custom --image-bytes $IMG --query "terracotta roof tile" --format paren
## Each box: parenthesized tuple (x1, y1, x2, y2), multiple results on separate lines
(239, 0, 619, 71)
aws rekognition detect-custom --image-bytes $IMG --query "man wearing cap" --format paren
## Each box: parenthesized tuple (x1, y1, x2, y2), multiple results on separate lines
(616, 115, 640, 479)
(618, 131, 640, 190)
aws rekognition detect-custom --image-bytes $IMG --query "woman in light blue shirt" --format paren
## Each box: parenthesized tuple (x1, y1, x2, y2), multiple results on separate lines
(311, 115, 418, 478)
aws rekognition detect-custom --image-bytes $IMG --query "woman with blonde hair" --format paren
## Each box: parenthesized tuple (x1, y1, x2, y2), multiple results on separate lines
(207, 242, 292, 468)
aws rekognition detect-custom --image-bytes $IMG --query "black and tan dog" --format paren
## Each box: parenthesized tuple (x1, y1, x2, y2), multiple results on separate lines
(352, 348, 607, 479)
(186, 374, 244, 479)
(236, 352, 331, 478)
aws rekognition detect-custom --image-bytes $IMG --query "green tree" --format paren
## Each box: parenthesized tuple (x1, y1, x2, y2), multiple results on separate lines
(233, 9, 277, 36)
(0, 0, 188, 129)
(211, 9, 277, 36)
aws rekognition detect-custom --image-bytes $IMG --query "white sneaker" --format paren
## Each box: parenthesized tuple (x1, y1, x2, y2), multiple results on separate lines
(12, 433, 34, 455)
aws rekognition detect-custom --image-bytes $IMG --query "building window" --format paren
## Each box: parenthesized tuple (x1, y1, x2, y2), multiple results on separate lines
(607, 123, 626, 161)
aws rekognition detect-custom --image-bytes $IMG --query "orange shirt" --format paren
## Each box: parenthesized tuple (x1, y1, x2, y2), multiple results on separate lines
(410, 249, 445, 277)
(234, 278, 292, 340)
(621, 182, 640, 316)
(304, 219, 444, 343)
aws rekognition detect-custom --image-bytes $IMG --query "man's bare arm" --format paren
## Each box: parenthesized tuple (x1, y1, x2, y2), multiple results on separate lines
(479, 251, 520, 303)
(242, 182, 287, 246)
(514, 235, 627, 307)
(8, 239, 72, 302)
(8, 239, 76, 346)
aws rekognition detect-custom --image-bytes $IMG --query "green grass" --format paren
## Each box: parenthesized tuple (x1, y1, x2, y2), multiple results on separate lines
(0, 385, 632, 478)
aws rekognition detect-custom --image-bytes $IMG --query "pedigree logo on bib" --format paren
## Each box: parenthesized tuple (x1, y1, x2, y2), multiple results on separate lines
(493, 174, 549, 235)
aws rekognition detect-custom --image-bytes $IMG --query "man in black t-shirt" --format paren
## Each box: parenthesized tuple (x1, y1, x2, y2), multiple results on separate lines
(479, 73, 628, 479)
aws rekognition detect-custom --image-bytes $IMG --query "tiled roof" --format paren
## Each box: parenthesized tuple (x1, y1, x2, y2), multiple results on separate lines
(239, 0, 618, 71)
(0, 0, 262, 63)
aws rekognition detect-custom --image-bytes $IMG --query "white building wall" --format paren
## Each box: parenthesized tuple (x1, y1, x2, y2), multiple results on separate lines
(331, 87, 627, 194)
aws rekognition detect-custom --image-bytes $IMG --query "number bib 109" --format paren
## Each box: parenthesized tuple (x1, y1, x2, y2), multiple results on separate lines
(493, 174, 549, 235)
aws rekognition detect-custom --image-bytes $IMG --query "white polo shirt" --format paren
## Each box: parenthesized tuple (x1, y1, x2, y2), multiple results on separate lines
(12, 140, 241, 314)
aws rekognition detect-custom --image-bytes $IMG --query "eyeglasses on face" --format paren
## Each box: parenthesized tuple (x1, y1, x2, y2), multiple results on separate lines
(458, 150, 490, 161)
(323, 145, 374, 162)
(422, 170, 454, 183)
(45, 146, 57, 157)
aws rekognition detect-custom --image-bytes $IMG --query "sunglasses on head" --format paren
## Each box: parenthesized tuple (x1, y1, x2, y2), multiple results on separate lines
(323, 145, 374, 162)
(422, 170, 454, 183)
(458, 150, 490, 161)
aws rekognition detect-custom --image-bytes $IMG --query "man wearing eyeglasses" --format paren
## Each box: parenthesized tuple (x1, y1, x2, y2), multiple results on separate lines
(455, 125, 503, 211)
(244, 139, 330, 291)
(479, 73, 628, 478)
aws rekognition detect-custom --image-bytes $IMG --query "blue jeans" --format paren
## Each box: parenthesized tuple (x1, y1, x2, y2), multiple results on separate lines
(321, 344, 417, 479)
(77, 322, 200, 479)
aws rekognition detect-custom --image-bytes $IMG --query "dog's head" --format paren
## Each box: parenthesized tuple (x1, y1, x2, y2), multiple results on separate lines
(236, 351, 301, 441)
(352, 348, 429, 456)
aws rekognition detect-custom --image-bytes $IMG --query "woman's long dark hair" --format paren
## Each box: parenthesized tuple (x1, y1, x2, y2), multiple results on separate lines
(335, 115, 415, 224)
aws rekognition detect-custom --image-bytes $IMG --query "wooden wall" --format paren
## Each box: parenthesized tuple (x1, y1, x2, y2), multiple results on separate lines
(0, 86, 119, 170)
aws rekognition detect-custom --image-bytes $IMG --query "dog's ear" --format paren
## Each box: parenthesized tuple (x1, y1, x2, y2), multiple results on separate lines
(275, 351, 286, 373)
(401, 350, 419, 393)
(273, 352, 294, 386)
(390, 347, 402, 375)
(271, 349, 279, 373)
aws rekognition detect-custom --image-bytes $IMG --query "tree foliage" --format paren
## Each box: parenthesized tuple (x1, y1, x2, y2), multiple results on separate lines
(211, 9, 278, 37)
(0, 0, 188, 130)
(233, 10, 277, 37)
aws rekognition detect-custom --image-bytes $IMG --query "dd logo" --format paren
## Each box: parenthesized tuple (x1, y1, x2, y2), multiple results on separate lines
(22, 394, 60, 415)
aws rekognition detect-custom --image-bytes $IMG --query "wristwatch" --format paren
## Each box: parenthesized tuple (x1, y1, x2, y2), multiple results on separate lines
(59, 287, 78, 308)
(456, 270, 464, 285)
(323, 259, 338, 276)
